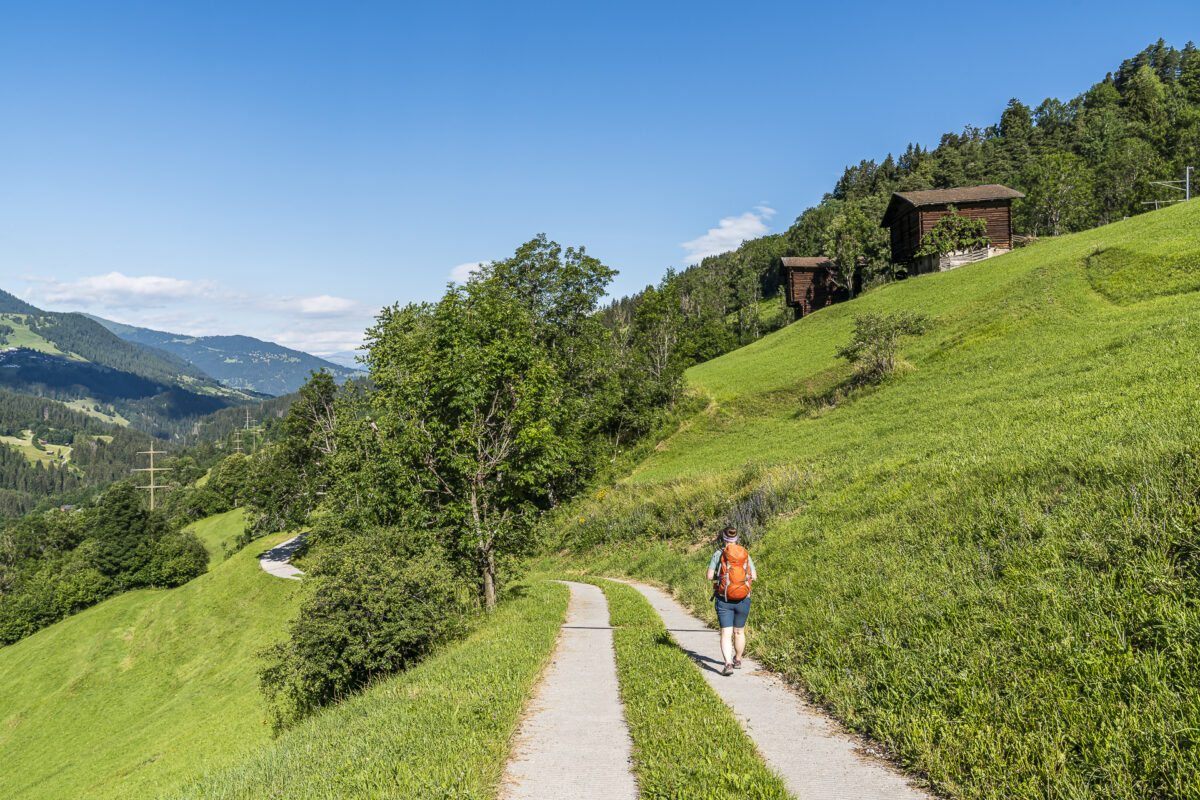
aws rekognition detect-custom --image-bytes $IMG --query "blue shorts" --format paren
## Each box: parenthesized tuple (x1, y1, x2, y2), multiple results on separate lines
(715, 595, 751, 628)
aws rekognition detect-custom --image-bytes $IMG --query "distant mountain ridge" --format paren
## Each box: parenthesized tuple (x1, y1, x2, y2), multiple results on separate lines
(0, 288, 259, 439)
(86, 316, 363, 396)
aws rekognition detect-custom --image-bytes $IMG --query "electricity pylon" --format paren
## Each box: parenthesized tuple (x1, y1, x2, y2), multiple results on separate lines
(133, 448, 170, 510)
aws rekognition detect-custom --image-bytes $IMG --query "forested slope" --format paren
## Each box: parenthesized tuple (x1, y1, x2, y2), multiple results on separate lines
(0, 292, 259, 438)
(0, 388, 165, 516)
(551, 200, 1200, 798)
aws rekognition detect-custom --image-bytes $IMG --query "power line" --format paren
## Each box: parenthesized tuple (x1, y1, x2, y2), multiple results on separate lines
(1142, 165, 1193, 208)
(133, 448, 170, 510)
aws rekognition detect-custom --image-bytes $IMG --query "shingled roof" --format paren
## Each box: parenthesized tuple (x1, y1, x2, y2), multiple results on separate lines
(881, 184, 1025, 227)
(780, 256, 833, 270)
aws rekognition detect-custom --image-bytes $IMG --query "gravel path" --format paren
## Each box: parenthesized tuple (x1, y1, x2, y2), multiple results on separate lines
(500, 581, 638, 800)
(258, 534, 305, 580)
(623, 580, 932, 800)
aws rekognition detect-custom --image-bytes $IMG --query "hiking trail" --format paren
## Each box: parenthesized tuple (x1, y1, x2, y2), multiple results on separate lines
(620, 579, 932, 800)
(258, 534, 305, 580)
(499, 581, 638, 800)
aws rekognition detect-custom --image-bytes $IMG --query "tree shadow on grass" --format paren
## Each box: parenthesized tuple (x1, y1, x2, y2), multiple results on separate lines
(656, 629, 728, 676)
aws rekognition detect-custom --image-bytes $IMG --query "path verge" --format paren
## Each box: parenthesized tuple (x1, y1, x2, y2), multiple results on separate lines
(168, 580, 568, 799)
(621, 579, 933, 800)
(500, 581, 637, 800)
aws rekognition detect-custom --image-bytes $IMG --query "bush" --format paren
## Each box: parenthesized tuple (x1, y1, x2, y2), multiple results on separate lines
(835, 311, 930, 384)
(53, 566, 112, 613)
(138, 530, 209, 587)
(258, 527, 474, 731)
(913, 205, 991, 258)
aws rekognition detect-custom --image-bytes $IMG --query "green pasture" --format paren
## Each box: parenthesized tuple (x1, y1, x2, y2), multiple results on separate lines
(0, 315, 73, 357)
(0, 528, 299, 800)
(63, 399, 129, 426)
(554, 201, 1200, 798)
(185, 507, 247, 560)
(0, 430, 72, 465)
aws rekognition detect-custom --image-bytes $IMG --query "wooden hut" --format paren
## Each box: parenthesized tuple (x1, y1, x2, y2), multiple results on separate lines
(881, 184, 1025, 269)
(780, 257, 848, 317)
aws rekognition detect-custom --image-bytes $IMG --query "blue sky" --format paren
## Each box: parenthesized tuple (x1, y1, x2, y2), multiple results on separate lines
(1, 1, 1197, 359)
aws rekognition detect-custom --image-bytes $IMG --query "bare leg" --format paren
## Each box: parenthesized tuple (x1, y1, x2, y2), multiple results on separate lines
(720, 626, 734, 665)
(733, 627, 746, 661)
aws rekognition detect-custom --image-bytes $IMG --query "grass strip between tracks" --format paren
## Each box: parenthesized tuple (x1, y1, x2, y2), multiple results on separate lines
(571, 575, 792, 800)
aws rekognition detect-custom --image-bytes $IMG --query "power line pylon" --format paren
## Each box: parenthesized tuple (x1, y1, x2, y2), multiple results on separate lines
(232, 430, 243, 455)
(241, 407, 262, 453)
(133, 448, 170, 510)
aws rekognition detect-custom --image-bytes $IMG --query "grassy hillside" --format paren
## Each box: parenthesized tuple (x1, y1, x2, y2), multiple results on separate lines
(549, 201, 1200, 798)
(0, 430, 73, 466)
(168, 580, 568, 800)
(0, 315, 74, 356)
(0, 527, 298, 800)
(187, 507, 247, 560)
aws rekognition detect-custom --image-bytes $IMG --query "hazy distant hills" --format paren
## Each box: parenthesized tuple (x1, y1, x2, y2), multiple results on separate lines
(319, 350, 364, 370)
(86, 315, 364, 396)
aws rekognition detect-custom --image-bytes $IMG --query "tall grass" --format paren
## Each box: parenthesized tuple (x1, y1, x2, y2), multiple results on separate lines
(546, 202, 1200, 798)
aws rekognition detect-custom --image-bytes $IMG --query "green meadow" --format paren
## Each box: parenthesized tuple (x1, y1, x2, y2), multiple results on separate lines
(549, 201, 1200, 798)
(0, 430, 72, 466)
(0, 315, 73, 357)
(0, 527, 298, 800)
(63, 399, 129, 426)
(187, 507, 247, 560)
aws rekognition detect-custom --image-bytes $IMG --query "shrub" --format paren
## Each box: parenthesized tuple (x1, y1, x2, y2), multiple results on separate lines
(835, 311, 930, 384)
(258, 527, 473, 731)
(720, 469, 806, 547)
(138, 530, 209, 587)
(53, 565, 112, 613)
(914, 205, 991, 258)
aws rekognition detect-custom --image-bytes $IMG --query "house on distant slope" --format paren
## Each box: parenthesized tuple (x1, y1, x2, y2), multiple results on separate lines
(881, 184, 1025, 273)
(780, 257, 849, 318)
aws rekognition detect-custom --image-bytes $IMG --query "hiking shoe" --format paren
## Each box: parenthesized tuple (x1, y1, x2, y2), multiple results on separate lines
(733, 658, 743, 669)
(721, 663, 734, 676)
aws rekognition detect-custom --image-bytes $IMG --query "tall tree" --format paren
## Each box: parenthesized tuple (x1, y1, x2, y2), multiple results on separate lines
(1019, 153, 1096, 236)
(364, 238, 615, 609)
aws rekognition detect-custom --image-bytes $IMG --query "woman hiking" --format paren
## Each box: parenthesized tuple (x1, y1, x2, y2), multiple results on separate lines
(707, 526, 756, 676)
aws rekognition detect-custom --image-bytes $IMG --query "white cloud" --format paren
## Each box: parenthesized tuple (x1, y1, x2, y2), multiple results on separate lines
(295, 294, 357, 315)
(449, 261, 491, 283)
(32, 271, 225, 308)
(680, 205, 776, 264)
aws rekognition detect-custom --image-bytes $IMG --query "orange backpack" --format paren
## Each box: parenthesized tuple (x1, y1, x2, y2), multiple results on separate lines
(714, 543, 751, 601)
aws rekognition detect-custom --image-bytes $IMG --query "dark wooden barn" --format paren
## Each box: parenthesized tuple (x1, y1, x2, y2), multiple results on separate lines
(880, 184, 1025, 267)
(780, 257, 848, 317)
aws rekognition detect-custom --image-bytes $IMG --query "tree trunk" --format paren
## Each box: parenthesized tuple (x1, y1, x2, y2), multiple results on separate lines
(482, 549, 496, 611)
